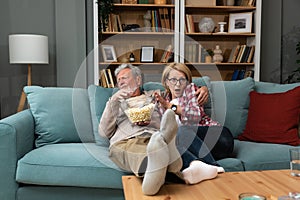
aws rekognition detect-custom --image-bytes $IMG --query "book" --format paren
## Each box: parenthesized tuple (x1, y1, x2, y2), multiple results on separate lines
(158, 8, 166, 31)
(107, 69, 115, 88)
(170, 8, 174, 31)
(231, 69, 240, 80)
(247, 46, 255, 63)
(160, 44, 173, 63)
(238, 69, 245, 80)
(100, 69, 108, 87)
(240, 46, 251, 63)
(231, 45, 241, 63)
(164, 8, 171, 31)
(236, 44, 246, 63)
(116, 15, 123, 32)
(185, 14, 195, 33)
(228, 46, 236, 63)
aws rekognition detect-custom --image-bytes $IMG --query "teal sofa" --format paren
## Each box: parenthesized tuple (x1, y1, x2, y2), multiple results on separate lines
(0, 77, 299, 200)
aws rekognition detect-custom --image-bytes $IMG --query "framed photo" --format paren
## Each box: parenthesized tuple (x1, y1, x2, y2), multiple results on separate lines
(228, 12, 253, 33)
(101, 45, 117, 62)
(140, 46, 154, 62)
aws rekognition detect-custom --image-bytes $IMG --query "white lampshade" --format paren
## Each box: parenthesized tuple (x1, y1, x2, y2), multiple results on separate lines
(9, 34, 49, 64)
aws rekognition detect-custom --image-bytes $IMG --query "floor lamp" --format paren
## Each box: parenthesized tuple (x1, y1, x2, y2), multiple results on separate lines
(9, 34, 49, 112)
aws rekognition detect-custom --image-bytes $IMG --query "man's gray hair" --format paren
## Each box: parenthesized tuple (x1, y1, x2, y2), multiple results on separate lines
(114, 63, 143, 83)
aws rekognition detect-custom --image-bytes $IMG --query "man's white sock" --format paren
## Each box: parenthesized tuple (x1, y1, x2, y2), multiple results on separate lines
(142, 133, 169, 195)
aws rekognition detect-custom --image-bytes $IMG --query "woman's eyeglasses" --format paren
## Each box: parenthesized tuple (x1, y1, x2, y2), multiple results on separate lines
(167, 78, 187, 85)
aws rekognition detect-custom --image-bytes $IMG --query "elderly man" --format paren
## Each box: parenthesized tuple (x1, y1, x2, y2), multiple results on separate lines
(99, 63, 182, 195)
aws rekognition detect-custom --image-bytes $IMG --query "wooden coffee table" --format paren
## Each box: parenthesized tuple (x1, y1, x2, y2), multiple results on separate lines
(122, 170, 300, 200)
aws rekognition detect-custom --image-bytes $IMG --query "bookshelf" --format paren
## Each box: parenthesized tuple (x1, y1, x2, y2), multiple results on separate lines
(180, 0, 261, 81)
(93, 0, 261, 86)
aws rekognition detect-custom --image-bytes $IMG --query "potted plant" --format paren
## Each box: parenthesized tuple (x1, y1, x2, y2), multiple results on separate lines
(97, 0, 114, 33)
(284, 41, 300, 83)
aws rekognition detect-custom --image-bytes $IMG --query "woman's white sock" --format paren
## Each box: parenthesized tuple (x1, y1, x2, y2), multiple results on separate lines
(182, 160, 218, 184)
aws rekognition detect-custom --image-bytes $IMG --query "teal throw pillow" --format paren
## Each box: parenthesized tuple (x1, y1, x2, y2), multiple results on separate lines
(88, 85, 114, 146)
(210, 77, 255, 138)
(24, 86, 94, 147)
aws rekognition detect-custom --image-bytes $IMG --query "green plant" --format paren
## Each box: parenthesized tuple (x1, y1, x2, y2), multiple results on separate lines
(284, 41, 300, 83)
(97, 0, 113, 33)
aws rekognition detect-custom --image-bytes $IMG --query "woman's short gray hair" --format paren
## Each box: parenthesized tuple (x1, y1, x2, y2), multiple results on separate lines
(114, 63, 143, 83)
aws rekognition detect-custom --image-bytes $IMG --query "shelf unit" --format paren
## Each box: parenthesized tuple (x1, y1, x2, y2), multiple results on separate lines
(93, 0, 261, 85)
(180, 0, 261, 81)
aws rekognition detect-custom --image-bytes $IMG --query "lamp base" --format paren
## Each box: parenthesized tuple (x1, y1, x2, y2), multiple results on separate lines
(17, 92, 27, 112)
(17, 64, 31, 112)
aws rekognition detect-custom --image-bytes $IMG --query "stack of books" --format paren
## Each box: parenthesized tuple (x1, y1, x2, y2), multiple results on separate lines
(100, 69, 115, 88)
(231, 69, 254, 80)
(228, 45, 255, 63)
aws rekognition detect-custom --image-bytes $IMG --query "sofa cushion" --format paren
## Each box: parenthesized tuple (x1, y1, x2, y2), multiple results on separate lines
(238, 86, 300, 146)
(233, 140, 300, 171)
(16, 143, 129, 189)
(210, 77, 255, 138)
(88, 76, 211, 146)
(254, 81, 300, 93)
(88, 85, 113, 147)
(24, 86, 94, 147)
(217, 158, 244, 172)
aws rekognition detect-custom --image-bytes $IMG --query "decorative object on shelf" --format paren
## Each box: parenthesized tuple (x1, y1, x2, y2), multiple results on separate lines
(8, 34, 49, 112)
(140, 46, 154, 63)
(101, 45, 117, 62)
(143, 10, 152, 32)
(217, 22, 227, 33)
(213, 45, 223, 63)
(198, 17, 215, 33)
(122, 24, 140, 32)
(97, 0, 113, 33)
(227, 0, 235, 6)
(228, 12, 253, 33)
(154, 0, 166, 4)
(129, 52, 135, 62)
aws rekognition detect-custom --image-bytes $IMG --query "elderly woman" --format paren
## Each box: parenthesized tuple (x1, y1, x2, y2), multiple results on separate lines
(155, 62, 234, 184)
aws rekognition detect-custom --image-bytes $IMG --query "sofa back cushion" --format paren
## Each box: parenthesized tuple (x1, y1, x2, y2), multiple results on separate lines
(24, 86, 94, 147)
(89, 76, 211, 146)
(210, 77, 255, 138)
(88, 85, 114, 147)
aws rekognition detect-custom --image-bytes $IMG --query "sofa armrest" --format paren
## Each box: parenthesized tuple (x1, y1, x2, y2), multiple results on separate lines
(0, 110, 35, 200)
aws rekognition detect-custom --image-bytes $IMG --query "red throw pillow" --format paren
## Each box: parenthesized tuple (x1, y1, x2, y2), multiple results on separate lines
(238, 86, 300, 146)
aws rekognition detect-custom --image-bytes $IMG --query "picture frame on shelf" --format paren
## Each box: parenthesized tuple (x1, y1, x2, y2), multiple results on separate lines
(101, 45, 117, 62)
(228, 12, 253, 33)
(140, 46, 154, 63)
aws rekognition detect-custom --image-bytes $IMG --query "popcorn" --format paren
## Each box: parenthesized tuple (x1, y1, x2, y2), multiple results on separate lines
(126, 103, 155, 123)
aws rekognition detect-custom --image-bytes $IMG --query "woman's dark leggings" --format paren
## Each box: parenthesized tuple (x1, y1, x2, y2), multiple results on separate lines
(176, 125, 234, 169)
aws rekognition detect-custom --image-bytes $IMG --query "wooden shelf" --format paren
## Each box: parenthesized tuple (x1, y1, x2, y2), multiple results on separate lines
(113, 3, 175, 8)
(100, 32, 174, 35)
(99, 62, 254, 66)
